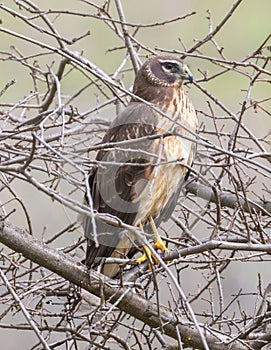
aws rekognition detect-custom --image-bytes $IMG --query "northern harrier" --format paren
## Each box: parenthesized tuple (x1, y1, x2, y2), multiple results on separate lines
(83, 56, 197, 277)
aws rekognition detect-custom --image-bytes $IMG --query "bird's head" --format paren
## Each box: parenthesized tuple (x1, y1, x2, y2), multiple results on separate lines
(141, 55, 193, 87)
(132, 55, 193, 104)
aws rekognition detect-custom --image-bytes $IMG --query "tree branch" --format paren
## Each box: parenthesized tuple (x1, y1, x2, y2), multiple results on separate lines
(0, 220, 250, 350)
(40, 57, 69, 112)
(186, 181, 271, 216)
(186, 0, 243, 54)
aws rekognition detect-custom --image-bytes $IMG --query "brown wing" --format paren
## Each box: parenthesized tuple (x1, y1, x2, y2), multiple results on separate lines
(83, 102, 160, 271)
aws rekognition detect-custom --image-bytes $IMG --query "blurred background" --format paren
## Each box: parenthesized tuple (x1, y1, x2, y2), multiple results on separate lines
(0, 0, 271, 348)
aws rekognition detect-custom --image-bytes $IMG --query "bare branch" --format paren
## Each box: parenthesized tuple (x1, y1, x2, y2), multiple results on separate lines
(0, 266, 51, 349)
(186, 181, 271, 216)
(0, 1, 270, 348)
(0, 221, 251, 350)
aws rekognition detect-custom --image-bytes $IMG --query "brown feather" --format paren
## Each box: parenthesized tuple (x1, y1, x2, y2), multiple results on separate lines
(83, 56, 197, 277)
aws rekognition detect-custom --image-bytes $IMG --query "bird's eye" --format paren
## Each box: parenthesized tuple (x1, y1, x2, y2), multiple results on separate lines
(163, 62, 174, 70)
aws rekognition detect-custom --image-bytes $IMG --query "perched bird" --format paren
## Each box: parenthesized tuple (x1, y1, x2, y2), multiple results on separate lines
(83, 55, 197, 277)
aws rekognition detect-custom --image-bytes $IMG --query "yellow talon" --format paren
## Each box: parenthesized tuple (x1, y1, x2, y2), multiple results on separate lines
(153, 238, 170, 264)
(136, 246, 152, 264)
(153, 237, 169, 254)
(136, 216, 170, 266)
(136, 239, 169, 266)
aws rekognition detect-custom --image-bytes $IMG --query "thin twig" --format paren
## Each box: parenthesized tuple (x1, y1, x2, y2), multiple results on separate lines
(114, 0, 140, 73)
(0, 268, 51, 350)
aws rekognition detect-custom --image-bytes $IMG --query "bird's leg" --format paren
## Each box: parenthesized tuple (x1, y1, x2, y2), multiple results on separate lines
(136, 223, 153, 264)
(135, 218, 169, 265)
(136, 246, 153, 264)
(149, 215, 169, 256)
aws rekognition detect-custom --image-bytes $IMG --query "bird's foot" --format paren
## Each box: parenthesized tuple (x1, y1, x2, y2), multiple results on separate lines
(152, 237, 169, 255)
(136, 239, 169, 266)
(136, 246, 153, 265)
(153, 238, 170, 264)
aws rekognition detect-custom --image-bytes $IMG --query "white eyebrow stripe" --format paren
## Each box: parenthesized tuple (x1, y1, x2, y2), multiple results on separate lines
(158, 59, 182, 66)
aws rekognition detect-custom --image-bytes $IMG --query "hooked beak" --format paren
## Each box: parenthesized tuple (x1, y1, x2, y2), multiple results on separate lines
(186, 72, 193, 83)
(182, 65, 193, 83)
